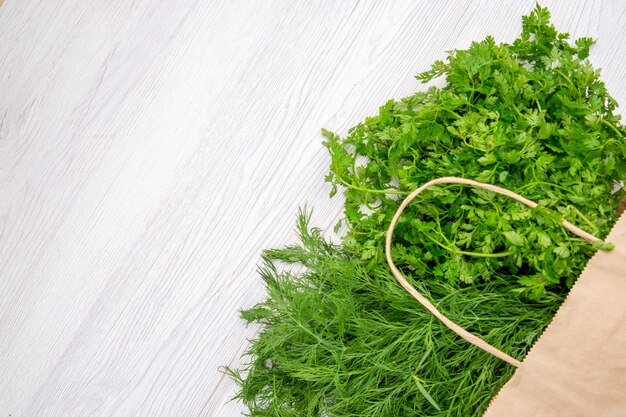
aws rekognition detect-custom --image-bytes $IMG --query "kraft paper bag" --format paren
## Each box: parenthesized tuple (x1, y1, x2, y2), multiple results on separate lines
(484, 211, 626, 416)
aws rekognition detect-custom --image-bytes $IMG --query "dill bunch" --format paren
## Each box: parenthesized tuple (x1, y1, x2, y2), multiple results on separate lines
(226, 214, 559, 416)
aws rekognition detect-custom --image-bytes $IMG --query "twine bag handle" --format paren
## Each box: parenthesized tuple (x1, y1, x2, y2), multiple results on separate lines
(385, 176, 606, 367)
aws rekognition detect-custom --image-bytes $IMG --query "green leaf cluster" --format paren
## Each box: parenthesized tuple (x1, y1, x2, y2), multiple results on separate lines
(226, 213, 561, 416)
(227, 5, 626, 416)
(324, 5, 625, 299)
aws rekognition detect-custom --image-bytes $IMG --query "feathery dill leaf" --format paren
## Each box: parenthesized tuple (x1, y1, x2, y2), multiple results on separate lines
(227, 213, 560, 416)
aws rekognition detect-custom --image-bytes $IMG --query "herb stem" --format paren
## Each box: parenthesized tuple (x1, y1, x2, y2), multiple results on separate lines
(568, 205, 598, 233)
(554, 68, 577, 91)
(514, 181, 571, 194)
(425, 233, 513, 258)
(601, 118, 624, 138)
(336, 176, 408, 195)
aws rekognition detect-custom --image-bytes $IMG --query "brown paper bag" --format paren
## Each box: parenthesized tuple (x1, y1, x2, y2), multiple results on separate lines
(484, 211, 626, 416)
(385, 177, 626, 416)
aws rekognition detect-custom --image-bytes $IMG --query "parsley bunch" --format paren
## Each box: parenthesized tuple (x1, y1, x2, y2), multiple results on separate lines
(227, 5, 626, 416)
(324, 5, 625, 299)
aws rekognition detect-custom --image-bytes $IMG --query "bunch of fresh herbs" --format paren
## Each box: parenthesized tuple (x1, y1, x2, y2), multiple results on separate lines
(324, 5, 625, 299)
(227, 5, 626, 416)
(227, 214, 561, 416)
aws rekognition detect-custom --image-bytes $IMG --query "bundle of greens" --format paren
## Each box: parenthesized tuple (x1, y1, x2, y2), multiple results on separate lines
(324, 5, 625, 299)
(226, 5, 626, 416)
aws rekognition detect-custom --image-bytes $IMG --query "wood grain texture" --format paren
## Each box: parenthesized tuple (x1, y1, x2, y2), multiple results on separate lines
(0, 1, 625, 416)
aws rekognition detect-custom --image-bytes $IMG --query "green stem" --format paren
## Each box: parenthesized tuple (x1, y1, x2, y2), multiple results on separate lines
(336, 176, 408, 195)
(441, 106, 463, 120)
(569, 205, 598, 233)
(511, 103, 523, 117)
(434, 213, 452, 246)
(600, 118, 624, 138)
(514, 181, 572, 194)
(554, 68, 577, 91)
(456, 249, 515, 258)
(424, 234, 513, 258)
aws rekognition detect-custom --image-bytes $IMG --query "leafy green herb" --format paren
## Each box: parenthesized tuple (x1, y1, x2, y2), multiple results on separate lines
(324, 5, 625, 299)
(227, 5, 626, 416)
(226, 213, 561, 416)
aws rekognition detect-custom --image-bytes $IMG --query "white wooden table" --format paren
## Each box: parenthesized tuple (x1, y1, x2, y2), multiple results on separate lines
(1, 1, 625, 416)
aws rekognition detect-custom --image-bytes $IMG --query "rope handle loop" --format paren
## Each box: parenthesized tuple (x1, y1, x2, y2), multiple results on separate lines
(385, 177, 608, 367)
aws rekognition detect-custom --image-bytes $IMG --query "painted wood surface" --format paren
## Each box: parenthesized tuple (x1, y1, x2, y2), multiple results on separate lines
(1, 1, 625, 415)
